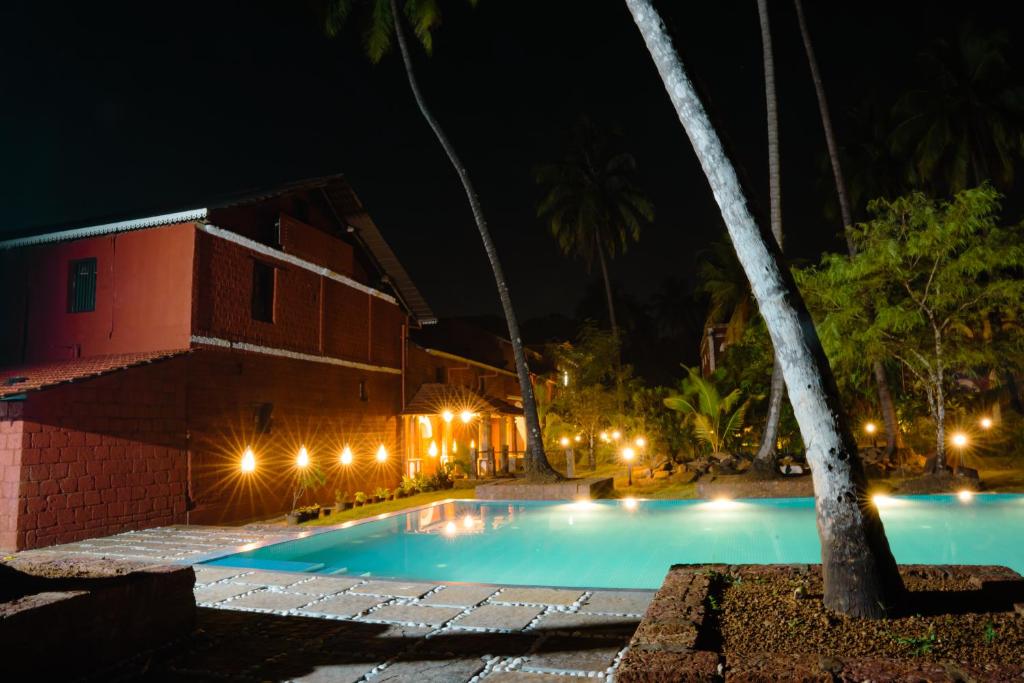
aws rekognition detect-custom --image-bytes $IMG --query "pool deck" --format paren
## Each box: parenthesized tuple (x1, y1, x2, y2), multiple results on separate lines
(12, 524, 654, 682)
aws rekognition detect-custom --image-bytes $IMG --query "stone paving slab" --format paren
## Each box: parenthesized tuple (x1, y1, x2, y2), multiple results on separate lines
(193, 582, 259, 604)
(278, 661, 380, 683)
(420, 583, 500, 607)
(233, 570, 306, 587)
(350, 580, 437, 598)
(283, 576, 363, 595)
(452, 604, 546, 631)
(373, 656, 487, 682)
(482, 673, 569, 682)
(299, 593, 389, 618)
(193, 566, 248, 584)
(418, 631, 538, 658)
(360, 603, 465, 627)
(532, 611, 641, 637)
(493, 587, 584, 605)
(581, 589, 655, 615)
(225, 589, 316, 611)
(522, 636, 624, 674)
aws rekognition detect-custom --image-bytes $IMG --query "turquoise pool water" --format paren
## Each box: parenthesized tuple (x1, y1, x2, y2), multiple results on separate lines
(205, 494, 1024, 589)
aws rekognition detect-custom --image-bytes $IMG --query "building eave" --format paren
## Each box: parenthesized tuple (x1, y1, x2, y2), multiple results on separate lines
(0, 209, 209, 250)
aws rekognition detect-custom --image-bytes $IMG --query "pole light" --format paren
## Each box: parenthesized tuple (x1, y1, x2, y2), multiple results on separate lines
(864, 422, 878, 450)
(950, 432, 968, 471)
(979, 417, 993, 430)
(622, 446, 636, 486)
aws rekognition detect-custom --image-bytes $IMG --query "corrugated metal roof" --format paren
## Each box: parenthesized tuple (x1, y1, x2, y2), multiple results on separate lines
(0, 209, 208, 249)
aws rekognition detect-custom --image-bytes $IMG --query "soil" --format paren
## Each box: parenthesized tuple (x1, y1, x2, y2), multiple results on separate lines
(718, 565, 1024, 672)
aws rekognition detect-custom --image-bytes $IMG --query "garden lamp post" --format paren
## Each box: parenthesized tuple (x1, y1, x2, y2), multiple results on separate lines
(560, 436, 575, 478)
(864, 422, 878, 451)
(622, 446, 636, 486)
(979, 417, 993, 430)
(950, 432, 968, 472)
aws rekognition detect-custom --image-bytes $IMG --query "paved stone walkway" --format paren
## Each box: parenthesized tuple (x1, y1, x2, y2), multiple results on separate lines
(14, 526, 653, 682)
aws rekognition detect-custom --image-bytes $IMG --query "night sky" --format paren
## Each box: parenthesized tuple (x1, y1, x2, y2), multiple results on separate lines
(2, 0, 1021, 326)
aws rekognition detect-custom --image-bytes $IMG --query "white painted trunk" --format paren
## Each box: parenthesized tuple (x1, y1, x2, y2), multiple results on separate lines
(625, 0, 903, 617)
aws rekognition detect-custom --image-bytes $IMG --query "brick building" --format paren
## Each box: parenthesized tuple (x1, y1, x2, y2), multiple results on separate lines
(0, 176, 529, 552)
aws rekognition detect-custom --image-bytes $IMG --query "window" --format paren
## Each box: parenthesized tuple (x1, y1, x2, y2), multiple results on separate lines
(358, 379, 368, 402)
(68, 258, 97, 313)
(254, 403, 274, 434)
(251, 261, 276, 322)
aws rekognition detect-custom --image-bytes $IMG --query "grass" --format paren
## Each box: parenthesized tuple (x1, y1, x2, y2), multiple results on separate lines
(300, 489, 473, 527)
(559, 459, 699, 499)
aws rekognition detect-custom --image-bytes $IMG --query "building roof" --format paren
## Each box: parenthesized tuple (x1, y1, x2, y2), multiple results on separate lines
(0, 350, 189, 399)
(402, 383, 522, 416)
(0, 174, 436, 325)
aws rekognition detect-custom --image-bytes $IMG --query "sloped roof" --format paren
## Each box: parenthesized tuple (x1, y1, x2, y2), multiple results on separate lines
(402, 383, 522, 416)
(0, 350, 189, 399)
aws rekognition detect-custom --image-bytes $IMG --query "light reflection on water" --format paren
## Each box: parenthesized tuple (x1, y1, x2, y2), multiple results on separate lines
(206, 494, 1024, 589)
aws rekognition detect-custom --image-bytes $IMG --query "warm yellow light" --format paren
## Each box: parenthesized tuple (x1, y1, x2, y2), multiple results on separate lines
(980, 417, 993, 430)
(559, 436, 570, 447)
(452, 441, 458, 454)
(376, 444, 388, 462)
(951, 432, 968, 448)
(611, 430, 622, 441)
(442, 410, 454, 423)
(444, 521, 457, 536)
(958, 489, 974, 502)
(240, 447, 256, 473)
(622, 446, 636, 461)
(470, 440, 475, 449)
(871, 494, 900, 508)
(635, 436, 647, 448)
(296, 446, 310, 468)
(574, 435, 582, 443)
(623, 497, 638, 511)
(462, 514, 474, 528)
(864, 422, 877, 435)
(340, 445, 353, 465)
(563, 370, 569, 387)
(428, 441, 439, 457)
(460, 410, 474, 424)
(706, 497, 740, 510)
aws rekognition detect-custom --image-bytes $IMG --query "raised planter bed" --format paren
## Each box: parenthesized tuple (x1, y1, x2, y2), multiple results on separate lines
(617, 563, 1024, 682)
(0, 557, 196, 679)
(475, 476, 614, 501)
(697, 474, 814, 500)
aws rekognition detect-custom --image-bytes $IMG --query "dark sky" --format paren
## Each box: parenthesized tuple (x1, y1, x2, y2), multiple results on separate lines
(2, 0, 1021, 322)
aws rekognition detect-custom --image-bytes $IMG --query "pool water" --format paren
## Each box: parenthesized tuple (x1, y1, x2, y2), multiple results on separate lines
(205, 494, 1024, 589)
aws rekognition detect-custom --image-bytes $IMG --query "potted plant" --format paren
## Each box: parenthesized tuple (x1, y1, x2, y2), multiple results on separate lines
(400, 476, 418, 498)
(374, 486, 389, 503)
(353, 491, 367, 507)
(287, 461, 326, 524)
(335, 489, 352, 510)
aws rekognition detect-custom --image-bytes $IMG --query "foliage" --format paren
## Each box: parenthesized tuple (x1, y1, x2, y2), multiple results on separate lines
(426, 461, 456, 490)
(291, 461, 327, 513)
(353, 491, 367, 505)
(374, 486, 390, 500)
(399, 476, 419, 496)
(891, 26, 1024, 194)
(630, 385, 692, 461)
(664, 368, 751, 455)
(798, 186, 1024, 463)
(697, 240, 754, 345)
(334, 489, 349, 504)
(324, 0, 468, 64)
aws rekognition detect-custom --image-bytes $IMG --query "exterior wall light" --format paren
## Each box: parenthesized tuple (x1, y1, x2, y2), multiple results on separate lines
(241, 447, 256, 473)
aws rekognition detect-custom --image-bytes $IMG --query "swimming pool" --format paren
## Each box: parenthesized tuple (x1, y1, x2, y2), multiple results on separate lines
(204, 494, 1024, 589)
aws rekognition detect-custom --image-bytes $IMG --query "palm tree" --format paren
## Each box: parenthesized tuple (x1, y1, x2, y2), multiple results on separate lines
(665, 368, 751, 457)
(324, 0, 560, 479)
(794, 0, 900, 460)
(624, 0, 904, 617)
(891, 25, 1024, 194)
(535, 118, 654, 339)
(751, 0, 785, 475)
(697, 240, 754, 345)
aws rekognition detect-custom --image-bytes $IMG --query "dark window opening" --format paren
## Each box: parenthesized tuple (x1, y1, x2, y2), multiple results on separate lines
(68, 258, 97, 313)
(252, 261, 276, 322)
(478, 377, 487, 393)
(254, 403, 274, 434)
(358, 379, 368, 402)
(435, 367, 445, 383)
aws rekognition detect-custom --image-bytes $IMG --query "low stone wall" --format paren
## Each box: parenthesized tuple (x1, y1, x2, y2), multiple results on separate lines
(0, 557, 196, 679)
(697, 474, 814, 499)
(475, 476, 614, 500)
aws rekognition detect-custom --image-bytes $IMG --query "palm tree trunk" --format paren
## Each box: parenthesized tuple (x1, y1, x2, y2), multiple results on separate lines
(794, 0, 899, 460)
(624, 0, 904, 617)
(596, 238, 619, 338)
(752, 0, 785, 473)
(390, 0, 559, 480)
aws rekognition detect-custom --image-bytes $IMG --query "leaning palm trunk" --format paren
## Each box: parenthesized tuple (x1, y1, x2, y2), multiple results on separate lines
(390, 0, 559, 479)
(625, 0, 904, 617)
(793, 0, 899, 459)
(752, 0, 786, 473)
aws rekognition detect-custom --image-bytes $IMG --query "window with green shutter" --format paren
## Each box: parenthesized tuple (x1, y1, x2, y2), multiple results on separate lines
(68, 258, 97, 313)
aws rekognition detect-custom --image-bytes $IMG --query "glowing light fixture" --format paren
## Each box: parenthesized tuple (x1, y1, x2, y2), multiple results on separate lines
(611, 430, 622, 441)
(428, 441, 439, 457)
(872, 494, 898, 507)
(452, 441, 458, 454)
(460, 410, 474, 424)
(635, 436, 647, 448)
(622, 446, 636, 461)
(340, 445, 353, 465)
(706, 497, 740, 510)
(240, 447, 256, 473)
(957, 489, 974, 502)
(951, 432, 968, 448)
(864, 422, 877, 435)
(296, 446, 310, 468)
(979, 417, 993, 430)
(559, 436, 570, 447)
(623, 497, 638, 511)
(444, 521, 457, 536)
(462, 514, 474, 529)
(574, 435, 582, 443)
(441, 410, 454, 423)
(563, 370, 569, 387)
(376, 444, 388, 462)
